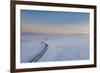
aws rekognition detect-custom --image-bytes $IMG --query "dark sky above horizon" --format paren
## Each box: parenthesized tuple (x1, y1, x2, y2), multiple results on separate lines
(21, 10, 89, 25)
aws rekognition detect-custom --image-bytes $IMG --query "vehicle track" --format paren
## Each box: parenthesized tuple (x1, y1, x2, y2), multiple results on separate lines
(30, 42, 48, 62)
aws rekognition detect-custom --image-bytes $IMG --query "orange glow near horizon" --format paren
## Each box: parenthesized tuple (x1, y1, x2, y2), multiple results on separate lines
(21, 24, 89, 35)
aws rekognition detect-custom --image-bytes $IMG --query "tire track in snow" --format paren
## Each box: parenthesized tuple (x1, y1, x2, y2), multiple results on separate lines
(30, 42, 48, 62)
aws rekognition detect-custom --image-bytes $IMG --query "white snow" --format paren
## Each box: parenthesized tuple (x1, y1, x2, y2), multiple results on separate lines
(21, 35, 89, 63)
(21, 40, 45, 62)
(38, 35, 89, 62)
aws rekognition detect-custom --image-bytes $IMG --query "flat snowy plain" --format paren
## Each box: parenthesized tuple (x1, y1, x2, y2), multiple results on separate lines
(21, 34, 89, 63)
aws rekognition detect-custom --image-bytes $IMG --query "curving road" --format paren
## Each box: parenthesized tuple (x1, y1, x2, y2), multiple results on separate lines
(30, 42, 48, 62)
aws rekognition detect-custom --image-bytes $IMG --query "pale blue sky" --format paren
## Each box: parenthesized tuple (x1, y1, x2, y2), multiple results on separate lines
(21, 10, 89, 26)
(21, 10, 90, 34)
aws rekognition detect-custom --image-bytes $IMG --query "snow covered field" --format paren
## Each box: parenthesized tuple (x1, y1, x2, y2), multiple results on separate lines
(21, 34, 89, 63)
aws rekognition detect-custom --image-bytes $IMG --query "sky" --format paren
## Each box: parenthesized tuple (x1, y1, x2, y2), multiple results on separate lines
(21, 10, 90, 35)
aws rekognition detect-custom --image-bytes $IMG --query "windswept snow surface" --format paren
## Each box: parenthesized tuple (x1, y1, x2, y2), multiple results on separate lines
(21, 34, 89, 63)
(21, 35, 46, 62)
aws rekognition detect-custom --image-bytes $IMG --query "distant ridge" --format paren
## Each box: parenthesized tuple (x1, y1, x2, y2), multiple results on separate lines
(21, 32, 45, 35)
(21, 32, 89, 36)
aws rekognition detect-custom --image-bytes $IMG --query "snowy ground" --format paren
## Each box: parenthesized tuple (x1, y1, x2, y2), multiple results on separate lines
(21, 34, 89, 63)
